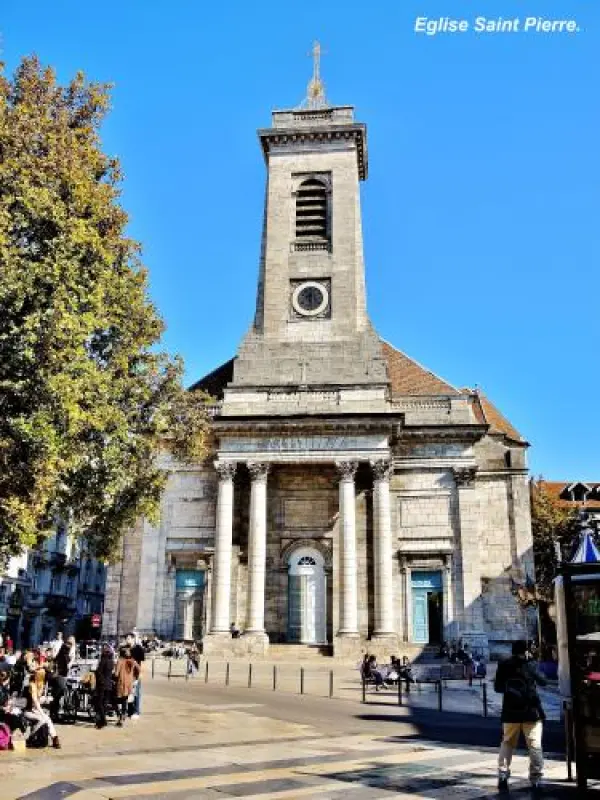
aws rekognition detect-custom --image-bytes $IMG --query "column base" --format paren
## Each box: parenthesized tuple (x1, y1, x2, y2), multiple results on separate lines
(241, 631, 270, 655)
(334, 633, 366, 659)
(202, 631, 235, 657)
(202, 631, 270, 658)
(369, 633, 400, 661)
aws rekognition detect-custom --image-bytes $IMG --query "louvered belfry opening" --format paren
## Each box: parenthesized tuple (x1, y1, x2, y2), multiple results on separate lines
(296, 178, 328, 239)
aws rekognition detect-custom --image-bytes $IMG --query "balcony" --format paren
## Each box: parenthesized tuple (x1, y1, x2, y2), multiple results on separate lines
(49, 551, 67, 568)
(26, 590, 45, 607)
(46, 593, 77, 616)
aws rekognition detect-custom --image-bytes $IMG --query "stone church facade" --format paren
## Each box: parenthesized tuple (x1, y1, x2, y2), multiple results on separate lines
(104, 88, 534, 660)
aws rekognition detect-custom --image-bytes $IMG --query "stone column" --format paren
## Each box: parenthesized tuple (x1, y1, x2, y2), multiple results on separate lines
(400, 557, 410, 642)
(245, 461, 269, 638)
(454, 466, 487, 654)
(336, 461, 359, 637)
(209, 461, 236, 635)
(370, 460, 395, 639)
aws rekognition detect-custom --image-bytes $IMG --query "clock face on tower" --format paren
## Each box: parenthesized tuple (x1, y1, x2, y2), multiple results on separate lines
(291, 280, 331, 318)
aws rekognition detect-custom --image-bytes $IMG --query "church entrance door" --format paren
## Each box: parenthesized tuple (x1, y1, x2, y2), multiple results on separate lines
(174, 569, 205, 641)
(287, 549, 326, 644)
(411, 570, 443, 644)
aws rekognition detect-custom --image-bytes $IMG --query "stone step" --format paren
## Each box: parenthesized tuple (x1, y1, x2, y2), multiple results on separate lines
(267, 644, 333, 660)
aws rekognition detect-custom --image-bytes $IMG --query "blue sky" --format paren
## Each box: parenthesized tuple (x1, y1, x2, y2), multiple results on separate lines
(2, 1, 598, 479)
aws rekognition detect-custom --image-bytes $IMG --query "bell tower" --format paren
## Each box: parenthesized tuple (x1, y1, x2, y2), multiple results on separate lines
(223, 45, 389, 413)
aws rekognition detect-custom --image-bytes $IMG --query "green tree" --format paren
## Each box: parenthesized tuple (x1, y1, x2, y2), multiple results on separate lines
(0, 56, 210, 565)
(531, 478, 580, 601)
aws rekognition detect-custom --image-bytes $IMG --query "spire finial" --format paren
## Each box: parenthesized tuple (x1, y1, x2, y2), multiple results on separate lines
(300, 40, 328, 109)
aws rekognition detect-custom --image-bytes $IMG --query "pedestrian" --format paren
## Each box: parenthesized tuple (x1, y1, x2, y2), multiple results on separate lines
(125, 632, 145, 719)
(94, 643, 114, 729)
(114, 647, 139, 727)
(50, 631, 63, 659)
(49, 636, 74, 721)
(494, 640, 547, 792)
(5, 635, 13, 654)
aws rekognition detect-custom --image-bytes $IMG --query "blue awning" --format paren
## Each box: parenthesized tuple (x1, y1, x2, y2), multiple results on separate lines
(570, 528, 600, 564)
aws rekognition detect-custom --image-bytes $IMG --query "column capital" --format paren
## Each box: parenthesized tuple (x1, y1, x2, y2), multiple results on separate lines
(214, 461, 237, 481)
(247, 461, 270, 482)
(370, 459, 392, 482)
(335, 460, 358, 481)
(453, 466, 477, 488)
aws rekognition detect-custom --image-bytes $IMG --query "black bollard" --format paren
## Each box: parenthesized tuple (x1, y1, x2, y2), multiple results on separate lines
(168, 659, 172, 680)
(273, 665, 277, 691)
(437, 680, 443, 711)
(397, 677, 403, 706)
(225, 662, 230, 686)
(329, 670, 334, 699)
(205, 661, 209, 683)
(151, 657, 155, 679)
(482, 682, 488, 717)
(300, 667, 305, 695)
(248, 663, 252, 688)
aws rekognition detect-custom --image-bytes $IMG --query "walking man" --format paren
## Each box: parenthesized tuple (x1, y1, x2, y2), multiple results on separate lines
(494, 640, 547, 792)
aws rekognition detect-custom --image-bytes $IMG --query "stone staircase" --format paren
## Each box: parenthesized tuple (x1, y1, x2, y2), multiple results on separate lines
(267, 644, 333, 662)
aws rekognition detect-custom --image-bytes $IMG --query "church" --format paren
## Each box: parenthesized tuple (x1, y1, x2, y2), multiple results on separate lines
(104, 53, 534, 660)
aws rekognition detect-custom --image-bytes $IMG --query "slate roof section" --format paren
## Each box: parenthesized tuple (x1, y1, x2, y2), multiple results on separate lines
(380, 340, 460, 396)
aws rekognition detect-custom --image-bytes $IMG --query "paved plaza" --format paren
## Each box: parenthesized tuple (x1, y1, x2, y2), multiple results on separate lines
(1, 673, 593, 799)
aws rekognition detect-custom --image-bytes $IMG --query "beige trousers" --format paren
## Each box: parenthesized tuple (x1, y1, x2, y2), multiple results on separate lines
(498, 721, 544, 780)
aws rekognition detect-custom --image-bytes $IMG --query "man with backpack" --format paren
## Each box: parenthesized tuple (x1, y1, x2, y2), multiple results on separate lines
(494, 640, 547, 792)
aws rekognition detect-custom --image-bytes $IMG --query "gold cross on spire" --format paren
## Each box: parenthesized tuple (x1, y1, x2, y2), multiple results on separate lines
(303, 40, 328, 109)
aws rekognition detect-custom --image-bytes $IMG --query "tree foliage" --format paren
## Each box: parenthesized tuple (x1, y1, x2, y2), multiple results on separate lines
(531, 478, 580, 601)
(0, 56, 210, 565)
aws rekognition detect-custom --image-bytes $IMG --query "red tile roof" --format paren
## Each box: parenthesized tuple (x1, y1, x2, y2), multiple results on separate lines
(539, 480, 600, 510)
(188, 342, 525, 446)
(462, 390, 526, 443)
(380, 340, 459, 396)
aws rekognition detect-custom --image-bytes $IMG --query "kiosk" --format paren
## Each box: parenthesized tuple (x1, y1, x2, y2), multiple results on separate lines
(558, 524, 600, 789)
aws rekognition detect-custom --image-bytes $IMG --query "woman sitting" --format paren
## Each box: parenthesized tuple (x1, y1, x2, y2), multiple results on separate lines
(23, 660, 61, 749)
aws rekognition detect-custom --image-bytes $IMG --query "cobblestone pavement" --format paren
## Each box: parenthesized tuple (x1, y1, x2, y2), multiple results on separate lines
(0, 677, 594, 799)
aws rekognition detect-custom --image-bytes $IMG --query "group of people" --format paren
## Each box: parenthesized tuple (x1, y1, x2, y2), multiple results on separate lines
(0, 631, 147, 750)
(438, 640, 487, 685)
(92, 633, 144, 728)
(0, 633, 78, 750)
(360, 654, 414, 691)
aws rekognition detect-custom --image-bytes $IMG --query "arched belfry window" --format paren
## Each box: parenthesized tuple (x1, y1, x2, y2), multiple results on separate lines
(296, 178, 328, 240)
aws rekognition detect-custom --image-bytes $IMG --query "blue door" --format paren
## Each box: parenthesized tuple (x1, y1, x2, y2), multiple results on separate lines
(412, 590, 428, 643)
(411, 571, 443, 644)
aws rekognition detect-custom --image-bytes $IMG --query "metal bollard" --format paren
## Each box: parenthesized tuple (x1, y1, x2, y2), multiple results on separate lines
(168, 659, 172, 680)
(437, 680, 442, 711)
(248, 663, 252, 688)
(397, 677, 403, 706)
(482, 682, 488, 717)
(151, 657, 155, 679)
(362, 675, 367, 703)
(205, 661, 209, 683)
(186, 659, 189, 681)
(273, 665, 277, 691)
(225, 662, 230, 686)
(300, 667, 305, 695)
(329, 670, 334, 699)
